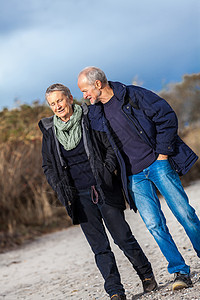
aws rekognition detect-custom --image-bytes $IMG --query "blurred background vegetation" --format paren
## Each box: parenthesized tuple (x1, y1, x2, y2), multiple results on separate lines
(0, 73, 200, 252)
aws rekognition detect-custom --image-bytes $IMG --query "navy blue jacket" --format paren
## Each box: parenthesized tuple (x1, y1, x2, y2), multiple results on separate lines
(38, 103, 127, 224)
(88, 81, 198, 207)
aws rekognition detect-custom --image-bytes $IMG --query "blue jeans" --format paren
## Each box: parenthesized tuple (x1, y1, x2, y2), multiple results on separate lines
(128, 159, 200, 275)
(77, 187, 153, 297)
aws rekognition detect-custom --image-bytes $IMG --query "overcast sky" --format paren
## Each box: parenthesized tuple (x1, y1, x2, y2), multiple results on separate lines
(0, 0, 199, 110)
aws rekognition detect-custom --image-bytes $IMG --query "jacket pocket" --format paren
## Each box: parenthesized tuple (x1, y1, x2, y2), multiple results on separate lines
(95, 157, 113, 190)
(55, 177, 78, 220)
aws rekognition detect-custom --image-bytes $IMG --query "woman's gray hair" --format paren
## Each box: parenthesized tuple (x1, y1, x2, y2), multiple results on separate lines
(78, 67, 108, 86)
(45, 83, 71, 100)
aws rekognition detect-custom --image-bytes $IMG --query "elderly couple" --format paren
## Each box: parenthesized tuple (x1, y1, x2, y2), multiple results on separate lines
(38, 67, 200, 300)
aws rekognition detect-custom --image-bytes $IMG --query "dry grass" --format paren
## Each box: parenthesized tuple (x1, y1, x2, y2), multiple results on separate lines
(0, 140, 72, 251)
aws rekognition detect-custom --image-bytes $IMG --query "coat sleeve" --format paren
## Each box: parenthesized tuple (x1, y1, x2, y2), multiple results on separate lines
(41, 133, 77, 220)
(101, 131, 117, 172)
(135, 88, 178, 155)
(93, 130, 117, 173)
(87, 105, 118, 172)
(41, 134, 58, 191)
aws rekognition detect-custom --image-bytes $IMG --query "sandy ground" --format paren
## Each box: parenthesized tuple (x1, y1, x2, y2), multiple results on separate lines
(0, 181, 200, 300)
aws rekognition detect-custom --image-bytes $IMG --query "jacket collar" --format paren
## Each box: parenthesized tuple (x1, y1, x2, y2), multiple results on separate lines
(81, 102, 89, 115)
(38, 116, 54, 133)
(109, 81, 127, 102)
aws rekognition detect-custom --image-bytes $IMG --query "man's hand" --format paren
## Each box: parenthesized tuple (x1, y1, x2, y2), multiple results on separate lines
(157, 154, 168, 160)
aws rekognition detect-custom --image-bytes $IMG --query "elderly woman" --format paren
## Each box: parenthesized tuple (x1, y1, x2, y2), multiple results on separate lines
(38, 83, 157, 300)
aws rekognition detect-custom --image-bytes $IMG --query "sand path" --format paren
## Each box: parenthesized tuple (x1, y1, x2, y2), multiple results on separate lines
(0, 181, 200, 299)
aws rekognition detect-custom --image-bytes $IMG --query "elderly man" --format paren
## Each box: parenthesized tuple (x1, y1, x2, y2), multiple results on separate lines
(78, 66, 200, 291)
(38, 83, 157, 300)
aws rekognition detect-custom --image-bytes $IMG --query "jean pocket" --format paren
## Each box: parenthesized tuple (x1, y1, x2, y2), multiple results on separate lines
(128, 174, 145, 188)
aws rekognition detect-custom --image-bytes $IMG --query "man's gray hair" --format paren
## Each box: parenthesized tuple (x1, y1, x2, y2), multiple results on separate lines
(45, 83, 71, 100)
(78, 66, 108, 85)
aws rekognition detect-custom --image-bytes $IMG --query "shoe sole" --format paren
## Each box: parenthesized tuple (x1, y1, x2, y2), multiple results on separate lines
(172, 280, 189, 291)
(144, 284, 158, 293)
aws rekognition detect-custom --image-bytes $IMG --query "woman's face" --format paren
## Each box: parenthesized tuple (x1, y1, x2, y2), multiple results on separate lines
(47, 91, 73, 122)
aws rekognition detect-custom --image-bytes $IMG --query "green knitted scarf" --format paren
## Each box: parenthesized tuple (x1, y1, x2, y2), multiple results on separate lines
(53, 104, 82, 151)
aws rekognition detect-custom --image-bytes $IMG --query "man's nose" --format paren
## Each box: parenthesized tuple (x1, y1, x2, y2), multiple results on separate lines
(83, 93, 87, 99)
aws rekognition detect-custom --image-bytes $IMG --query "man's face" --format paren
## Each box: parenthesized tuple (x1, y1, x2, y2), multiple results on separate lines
(47, 91, 73, 121)
(78, 75, 101, 105)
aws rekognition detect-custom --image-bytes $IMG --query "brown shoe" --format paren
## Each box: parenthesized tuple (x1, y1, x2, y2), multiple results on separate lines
(110, 294, 127, 300)
(142, 275, 158, 293)
(172, 272, 193, 291)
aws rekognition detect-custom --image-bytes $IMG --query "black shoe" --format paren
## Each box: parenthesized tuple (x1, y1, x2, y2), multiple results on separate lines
(172, 272, 193, 291)
(110, 294, 126, 300)
(142, 275, 158, 293)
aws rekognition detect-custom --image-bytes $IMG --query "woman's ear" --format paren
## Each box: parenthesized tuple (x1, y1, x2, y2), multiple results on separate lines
(69, 94, 74, 104)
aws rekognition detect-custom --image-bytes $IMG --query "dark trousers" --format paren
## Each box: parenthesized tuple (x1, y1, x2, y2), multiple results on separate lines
(77, 188, 153, 297)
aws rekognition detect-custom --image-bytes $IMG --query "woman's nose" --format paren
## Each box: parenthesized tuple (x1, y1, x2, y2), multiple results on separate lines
(57, 102, 62, 109)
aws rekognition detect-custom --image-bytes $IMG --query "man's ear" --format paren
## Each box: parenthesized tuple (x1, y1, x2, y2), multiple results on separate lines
(95, 80, 102, 89)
